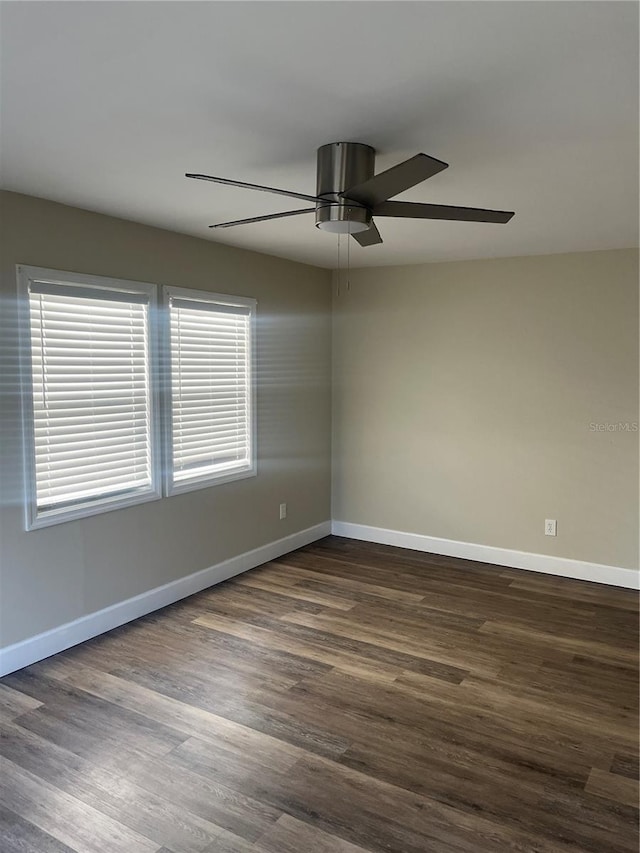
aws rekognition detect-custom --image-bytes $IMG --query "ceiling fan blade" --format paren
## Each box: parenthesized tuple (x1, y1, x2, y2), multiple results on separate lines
(374, 201, 515, 223)
(187, 173, 322, 204)
(209, 208, 317, 229)
(352, 221, 383, 247)
(341, 154, 448, 208)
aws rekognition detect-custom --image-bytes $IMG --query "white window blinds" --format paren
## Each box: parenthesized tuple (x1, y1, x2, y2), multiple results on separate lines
(19, 267, 256, 529)
(166, 290, 255, 491)
(23, 275, 159, 525)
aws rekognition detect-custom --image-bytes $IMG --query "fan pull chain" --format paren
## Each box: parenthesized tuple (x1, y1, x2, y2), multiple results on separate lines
(347, 210, 351, 291)
(336, 233, 341, 296)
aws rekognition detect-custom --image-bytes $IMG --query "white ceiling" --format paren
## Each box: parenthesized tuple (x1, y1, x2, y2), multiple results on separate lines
(1, 1, 637, 269)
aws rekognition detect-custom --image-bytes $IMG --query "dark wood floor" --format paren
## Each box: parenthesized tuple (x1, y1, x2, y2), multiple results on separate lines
(1, 536, 638, 853)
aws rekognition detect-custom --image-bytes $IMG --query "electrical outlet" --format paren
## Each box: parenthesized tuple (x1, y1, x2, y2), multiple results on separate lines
(545, 519, 557, 536)
(279, 502, 287, 520)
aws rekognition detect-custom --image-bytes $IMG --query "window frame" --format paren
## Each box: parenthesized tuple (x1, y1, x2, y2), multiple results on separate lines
(17, 265, 163, 530)
(161, 285, 257, 497)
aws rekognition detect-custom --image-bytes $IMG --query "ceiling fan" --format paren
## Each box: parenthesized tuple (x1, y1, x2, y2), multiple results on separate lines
(186, 142, 514, 247)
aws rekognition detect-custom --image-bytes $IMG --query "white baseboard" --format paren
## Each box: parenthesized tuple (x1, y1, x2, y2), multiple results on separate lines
(3, 518, 636, 677)
(0, 521, 331, 677)
(331, 521, 639, 590)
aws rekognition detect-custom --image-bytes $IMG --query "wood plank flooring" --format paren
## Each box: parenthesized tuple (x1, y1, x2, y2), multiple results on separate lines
(1, 535, 638, 852)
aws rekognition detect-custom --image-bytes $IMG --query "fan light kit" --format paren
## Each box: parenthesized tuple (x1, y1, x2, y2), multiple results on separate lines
(187, 142, 514, 247)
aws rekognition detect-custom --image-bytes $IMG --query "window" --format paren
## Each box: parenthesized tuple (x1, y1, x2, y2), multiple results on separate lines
(164, 287, 256, 494)
(18, 267, 161, 529)
(18, 267, 255, 530)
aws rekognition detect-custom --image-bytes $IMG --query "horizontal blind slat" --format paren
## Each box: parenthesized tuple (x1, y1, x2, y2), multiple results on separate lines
(173, 439, 249, 458)
(174, 457, 248, 475)
(30, 281, 150, 304)
(36, 457, 149, 478)
(172, 415, 245, 431)
(38, 472, 151, 500)
(35, 432, 149, 449)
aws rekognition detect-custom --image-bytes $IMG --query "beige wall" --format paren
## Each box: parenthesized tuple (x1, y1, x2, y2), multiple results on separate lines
(0, 191, 332, 648)
(332, 249, 639, 570)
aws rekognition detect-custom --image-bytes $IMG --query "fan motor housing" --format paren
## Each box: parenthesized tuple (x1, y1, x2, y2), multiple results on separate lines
(315, 142, 374, 234)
